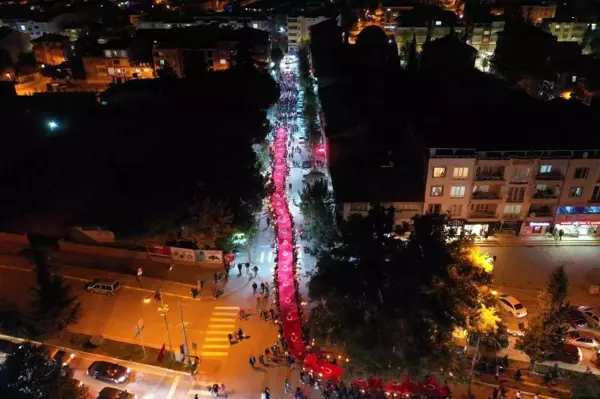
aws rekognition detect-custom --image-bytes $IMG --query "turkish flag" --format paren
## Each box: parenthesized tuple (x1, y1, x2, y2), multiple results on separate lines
(156, 343, 166, 363)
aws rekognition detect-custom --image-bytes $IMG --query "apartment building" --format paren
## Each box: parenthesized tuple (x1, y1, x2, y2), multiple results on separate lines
(83, 44, 154, 84)
(287, 15, 329, 53)
(0, 17, 58, 40)
(520, 2, 557, 25)
(32, 34, 70, 66)
(424, 148, 600, 238)
(468, 20, 505, 56)
(542, 20, 591, 44)
(395, 7, 464, 51)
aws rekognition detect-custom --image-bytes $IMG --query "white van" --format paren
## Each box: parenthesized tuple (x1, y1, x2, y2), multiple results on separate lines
(85, 279, 121, 296)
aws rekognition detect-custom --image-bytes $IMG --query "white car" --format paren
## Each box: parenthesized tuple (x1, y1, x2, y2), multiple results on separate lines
(498, 295, 528, 318)
(566, 332, 599, 349)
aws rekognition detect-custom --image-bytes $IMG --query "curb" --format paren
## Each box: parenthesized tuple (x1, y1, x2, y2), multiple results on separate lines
(0, 332, 192, 377)
(473, 380, 559, 398)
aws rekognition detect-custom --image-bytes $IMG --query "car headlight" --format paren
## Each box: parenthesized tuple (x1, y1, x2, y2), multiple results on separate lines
(117, 375, 127, 382)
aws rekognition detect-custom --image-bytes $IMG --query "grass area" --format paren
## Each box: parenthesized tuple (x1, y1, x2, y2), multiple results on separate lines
(45, 330, 194, 372)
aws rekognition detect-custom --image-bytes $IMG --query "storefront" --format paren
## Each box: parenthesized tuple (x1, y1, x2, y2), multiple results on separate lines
(554, 221, 600, 238)
(446, 220, 496, 238)
(522, 221, 552, 235)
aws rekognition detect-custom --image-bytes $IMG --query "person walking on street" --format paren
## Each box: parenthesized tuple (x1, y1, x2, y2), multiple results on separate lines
(285, 379, 292, 393)
(249, 356, 256, 367)
(515, 391, 521, 399)
(259, 354, 265, 366)
(245, 262, 250, 275)
(213, 272, 219, 284)
(252, 282, 258, 295)
(253, 265, 259, 278)
(237, 263, 243, 276)
(492, 387, 499, 399)
(559, 229, 564, 240)
(264, 282, 270, 296)
(260, 282, 265, 294)
(264, 387, 271, 399)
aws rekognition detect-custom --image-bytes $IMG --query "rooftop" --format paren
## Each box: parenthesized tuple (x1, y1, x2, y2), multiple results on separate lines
(31, 33, 69, 43)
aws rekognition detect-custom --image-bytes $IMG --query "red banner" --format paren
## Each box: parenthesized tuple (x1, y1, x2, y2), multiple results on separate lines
(147, 245, 171, 258)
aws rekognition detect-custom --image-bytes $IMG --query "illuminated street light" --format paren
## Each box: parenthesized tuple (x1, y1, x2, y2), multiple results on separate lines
(47, 120, 59, 130)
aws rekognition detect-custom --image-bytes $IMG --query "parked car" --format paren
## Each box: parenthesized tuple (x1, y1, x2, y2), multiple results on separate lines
(566, 331, 599, 349)
(97, 387, 136, 399)
(578, 306, 600, 328)
(546, 343, 582, 364)
(567, 308, 588, 329)
(497, 295, 528, 318)
(87, 361, 130, 383)
(49, 348, 75, 367)
(85, 279, 121, 296)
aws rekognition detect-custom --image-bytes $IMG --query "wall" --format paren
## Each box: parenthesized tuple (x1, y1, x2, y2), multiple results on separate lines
(424, 157, 477, 218)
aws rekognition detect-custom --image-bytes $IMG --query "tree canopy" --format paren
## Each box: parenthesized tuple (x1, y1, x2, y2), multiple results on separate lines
(516, 266, 569, 365)
(308, 208, 495, 376)
(0, 342, 88, 399)
(299, 179, 336, 251)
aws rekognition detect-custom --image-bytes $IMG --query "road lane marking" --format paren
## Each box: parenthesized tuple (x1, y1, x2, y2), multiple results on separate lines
(209, 318, 236, 322)
(200, 351, 228, 357)
(205, 330, 231, 335)
(202, 344, 230, 349)
(208, 324, 235, 329)
(213, 306, 239, 310)
(204, 337, 229, 342)
(212, 312, 237, 316)
(166, 375, 180, 399)
(259, 252, 265, 262)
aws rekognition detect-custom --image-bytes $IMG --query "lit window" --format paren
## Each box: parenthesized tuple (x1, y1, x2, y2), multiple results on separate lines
(20, 25, 26, 31)
(428, 204, 441, 213)
(569, 187, 583, 197)
(435, 21, 441, 26)
(450, 186, 466, 198)
(540, 165, 552, 173)
(555, 24, 560, 29)
(253, 23, 258, 29)
(572, 75, 577, 82)
(536, 184, 547, 191)
(503, 204, 522, 214)
(453, 167, 469, 179)
(430, 186, 443, 197)
(220, 59, 226, 65)
(432, 167, 446, 178)
(159, 59, 165, 66)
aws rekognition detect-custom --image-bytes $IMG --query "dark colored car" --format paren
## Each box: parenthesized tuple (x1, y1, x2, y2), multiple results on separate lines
(97, 387, 136, 399)
(87, 361, 130, 383)
(567, 308, 587, 329)
(547, 343, 582, 364)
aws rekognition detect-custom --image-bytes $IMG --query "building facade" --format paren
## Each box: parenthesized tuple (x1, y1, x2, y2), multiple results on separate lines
(32, 34, 70, 66)
(468, 20, 505, 55)
(0, 18, 58, 40)
(341, 201, 423, 228)
(520, 3, 557, 25)
(542, 20, 591, 44)
(424, 148, 600, 238)
(287, 15, 329, 53)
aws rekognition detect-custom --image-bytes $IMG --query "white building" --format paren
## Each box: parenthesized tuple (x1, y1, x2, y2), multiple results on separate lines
(424, 148, 600, 237)
(0, 18, 58, 40)
(287, 15, 329, 53)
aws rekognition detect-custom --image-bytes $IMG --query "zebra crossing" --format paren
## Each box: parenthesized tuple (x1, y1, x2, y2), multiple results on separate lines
(199, 305, 239, 358)
(256, 248, 275, 264)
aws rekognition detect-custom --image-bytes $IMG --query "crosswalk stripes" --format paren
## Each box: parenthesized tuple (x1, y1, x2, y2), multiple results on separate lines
(257, 250, 274, 264)
(199, 305, 239, 358)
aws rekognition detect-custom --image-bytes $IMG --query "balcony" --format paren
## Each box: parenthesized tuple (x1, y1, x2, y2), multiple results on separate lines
(505, 197, 525, 203)
(503, 213, 521, 220)
(535, 172, 564, 181)
(471, 192, 502, 201)
(531, 190, 558, 203)
(588, 197, 600, 204)
(468, 211, 498, 219)
(474, 173, 505, 182)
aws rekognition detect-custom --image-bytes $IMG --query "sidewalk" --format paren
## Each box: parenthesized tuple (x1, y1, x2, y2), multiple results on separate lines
(477, 234, 600, 247)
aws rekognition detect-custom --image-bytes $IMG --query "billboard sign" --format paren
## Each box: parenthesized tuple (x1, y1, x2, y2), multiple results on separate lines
(171, 247, 196, 263)
(147, 245, 171, 258)
(195, 250, 223, 263)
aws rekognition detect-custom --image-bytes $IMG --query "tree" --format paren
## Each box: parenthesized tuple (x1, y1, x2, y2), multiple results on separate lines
(30, 252, 81, 337)
(308, 210, 495, 376)
(0, 342, 88, 399)
(568, 369, 600, 399)
(516, 266, 569, 366)
(299, 179, 336, 251)
(271, 47, 284, 67)
(183, 51, 208, 79)
(188, 198, 233, 248)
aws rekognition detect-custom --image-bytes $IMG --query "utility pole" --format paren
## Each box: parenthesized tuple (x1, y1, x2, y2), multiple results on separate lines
(157, 293, 175, 362)
(178, 301, 191, 367)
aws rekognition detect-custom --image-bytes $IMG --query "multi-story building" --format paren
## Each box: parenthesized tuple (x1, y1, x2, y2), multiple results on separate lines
(520, 1, 557, 25)
(83, 40, 154, 84)
(287, 15, 330, 53)
(32, 34, 70, 66)
(468, 20, 505, 56)
(541, 20, 591, 44)
(0, 17, 58, 40)
(395, 7, 464, 51)
(424, 148, 600, 238)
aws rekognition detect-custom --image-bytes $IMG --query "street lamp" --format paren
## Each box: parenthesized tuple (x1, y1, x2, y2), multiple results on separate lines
(144, 291, 175, 362)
